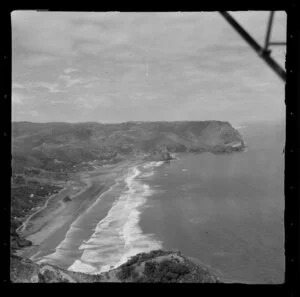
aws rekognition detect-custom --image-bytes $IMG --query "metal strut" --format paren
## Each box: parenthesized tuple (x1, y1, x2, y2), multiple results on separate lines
(264, 11, 287, 51)
(219, 11, 286, 82)
(264, 11, 275, 53)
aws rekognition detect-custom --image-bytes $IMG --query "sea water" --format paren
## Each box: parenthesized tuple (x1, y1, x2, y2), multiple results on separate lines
(35, 121, 285, 283)
(139, 122, 285, 283)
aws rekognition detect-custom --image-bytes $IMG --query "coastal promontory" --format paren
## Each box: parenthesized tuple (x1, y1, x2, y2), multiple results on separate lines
(12, 120, 245, 171)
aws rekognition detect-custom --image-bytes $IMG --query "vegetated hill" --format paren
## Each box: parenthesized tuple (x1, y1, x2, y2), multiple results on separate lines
(10, 250, 221, 283)
(12, 121, 245, 173)
(10, 176, 63, 251)
(10, 121, 245, 252)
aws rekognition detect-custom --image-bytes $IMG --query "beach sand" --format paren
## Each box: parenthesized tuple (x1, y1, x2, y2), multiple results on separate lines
(17, 159, 141, 260)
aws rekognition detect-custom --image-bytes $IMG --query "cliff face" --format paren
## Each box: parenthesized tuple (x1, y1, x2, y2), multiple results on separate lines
(10, 250, 221, 283)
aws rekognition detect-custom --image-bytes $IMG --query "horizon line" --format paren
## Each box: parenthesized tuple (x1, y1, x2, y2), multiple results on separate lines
(11, 119, 285, 125)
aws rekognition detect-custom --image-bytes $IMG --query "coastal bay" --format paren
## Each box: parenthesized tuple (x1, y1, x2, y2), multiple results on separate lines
(11, 121, 284, 283)
(16, 159, 141, 265)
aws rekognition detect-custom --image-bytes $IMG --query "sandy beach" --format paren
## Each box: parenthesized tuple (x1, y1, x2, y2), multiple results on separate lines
(17, 158, 141, 260)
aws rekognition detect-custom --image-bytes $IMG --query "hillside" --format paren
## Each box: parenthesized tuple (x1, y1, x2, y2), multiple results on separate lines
(10, 250, 221, 283)
(12, 121, 245, 173)
(10, 120, 245, 281)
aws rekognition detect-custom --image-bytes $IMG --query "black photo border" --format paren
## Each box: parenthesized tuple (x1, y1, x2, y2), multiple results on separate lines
(2, 2, 299, 296)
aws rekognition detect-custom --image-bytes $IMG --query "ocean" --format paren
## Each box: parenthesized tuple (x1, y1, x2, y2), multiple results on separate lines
(33, 121, 285, 283)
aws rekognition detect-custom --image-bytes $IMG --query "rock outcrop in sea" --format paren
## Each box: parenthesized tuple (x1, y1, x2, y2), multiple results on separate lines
(144, 146, 175, 162)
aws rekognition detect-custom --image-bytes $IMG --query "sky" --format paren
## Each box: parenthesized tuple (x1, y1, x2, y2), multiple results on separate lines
(11, 11, 286, 125)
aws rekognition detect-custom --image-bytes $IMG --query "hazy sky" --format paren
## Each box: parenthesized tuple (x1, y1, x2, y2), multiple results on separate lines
(12, 11, 286, 125)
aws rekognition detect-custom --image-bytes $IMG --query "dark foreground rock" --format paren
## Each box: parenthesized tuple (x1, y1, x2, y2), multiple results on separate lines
(10, 250, 221, 283)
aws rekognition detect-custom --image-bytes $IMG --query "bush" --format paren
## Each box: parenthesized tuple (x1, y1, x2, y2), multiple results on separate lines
(136, 276, 146, 283)
(63, 196, 71, 203)
(116, 251, 192, 283)
(143, 259, 190, 282)
(117, 265, 134, 280)
(39, 269, 57, 282)
(165, 272, 178, 280)
(161, 260, 189, 275)
(144, 261, 156, 276)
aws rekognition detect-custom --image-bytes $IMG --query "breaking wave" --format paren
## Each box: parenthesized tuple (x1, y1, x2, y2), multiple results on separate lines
(143, 161, 164, 169)
(35, 181, 120, 266)
(67, 164, 163, 274)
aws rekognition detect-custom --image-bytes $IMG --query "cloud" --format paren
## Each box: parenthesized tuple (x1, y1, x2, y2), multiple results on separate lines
(12, 11, 76, 56)
(30, 110, 39, 117)
(11, 11, 131, 58)
(13, 81, 66, 93)
(36, 82, 66, 93)
(12, 92, 24, 105)
(11, 11, 286, 123)
(11, 11, 287, 62)
(76, 97, 94, 109)
(64, 68, 79, 74)
(75, 95, 113, 110)
(59, 73, 100, 88)
(23, 54, 58, 67)
(49, 99, 67, 105)
(12, 83, 26, 89)
(59, 75, 83, 88)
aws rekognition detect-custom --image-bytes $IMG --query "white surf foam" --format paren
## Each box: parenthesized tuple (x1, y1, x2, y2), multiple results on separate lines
(34, 180, 123, 266)
(143, 161, 164, 169)
(171, 153, 179, 160)
(67, 165, 162, 274)
(139, 171, 154, 178)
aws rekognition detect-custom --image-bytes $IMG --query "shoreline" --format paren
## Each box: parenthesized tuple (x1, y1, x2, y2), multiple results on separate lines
(13, 156, 251, 283)
(66, 160, 164, 275)
(15, 159, 144, 262)
(14, 157, 185, 275)
(18, 178, 91, 240)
